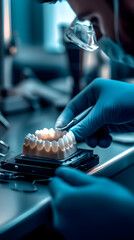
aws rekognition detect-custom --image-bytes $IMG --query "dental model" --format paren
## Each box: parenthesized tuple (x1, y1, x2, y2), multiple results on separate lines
(23, 128, 77, 160)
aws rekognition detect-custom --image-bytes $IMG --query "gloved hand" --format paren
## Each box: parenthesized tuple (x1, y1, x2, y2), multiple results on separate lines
(49, 167, 134, 240)
(55, 78, 134, 148)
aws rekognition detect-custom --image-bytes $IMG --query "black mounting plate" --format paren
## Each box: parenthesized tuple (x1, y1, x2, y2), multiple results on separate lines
(1, 149, 99, 178)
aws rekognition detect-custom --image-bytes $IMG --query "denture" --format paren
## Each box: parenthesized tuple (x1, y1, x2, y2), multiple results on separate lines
(23, 128, 77, 159)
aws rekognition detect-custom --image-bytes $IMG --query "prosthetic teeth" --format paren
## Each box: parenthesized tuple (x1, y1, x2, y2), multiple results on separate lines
(52, 141, 58, 153)
(58, 138, 65, 151)
(35, 128, 63, 141)
(30, 138, 36, 149)
(44, 140, 51, 152)
(63, 135, 69, 149)
(23, 128, 77, 160)
(37, 140, 44, 151)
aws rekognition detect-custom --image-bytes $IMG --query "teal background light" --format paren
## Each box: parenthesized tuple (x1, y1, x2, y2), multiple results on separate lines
(11, 0, 75, 51)
(11, 0, 44, 45)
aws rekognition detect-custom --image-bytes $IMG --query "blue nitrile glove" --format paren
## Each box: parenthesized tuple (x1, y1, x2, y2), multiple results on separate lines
(49, 167, 134, 240)
(55, 78, 134, 148)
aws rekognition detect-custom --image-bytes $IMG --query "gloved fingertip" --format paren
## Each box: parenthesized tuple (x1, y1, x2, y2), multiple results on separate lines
(49, 175, 72, 198)
(49, 176, 61, 197)
(55, 107, 76, 129)
(70, 127, 84, 142)
(55, 167, 83, 180)
(55, 166, 69, 176)
(85, 137, 98, 148)
(55, 166, 98, 186)
(98, 135, 112, 148)
(55, 119, 67, 129)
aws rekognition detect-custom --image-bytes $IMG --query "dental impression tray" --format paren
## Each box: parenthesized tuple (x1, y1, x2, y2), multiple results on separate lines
(1, 128, 99, 178)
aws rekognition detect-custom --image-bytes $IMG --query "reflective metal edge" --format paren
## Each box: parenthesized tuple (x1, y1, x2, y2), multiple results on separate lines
(88, 146, 134, 177)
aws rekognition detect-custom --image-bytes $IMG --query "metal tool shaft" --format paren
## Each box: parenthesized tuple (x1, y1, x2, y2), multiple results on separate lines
(57, 106, 93, 131)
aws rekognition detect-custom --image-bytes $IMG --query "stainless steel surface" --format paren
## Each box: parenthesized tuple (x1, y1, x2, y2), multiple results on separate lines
(0, 0, 4, 89)
(0, 181, 51, 239)
(0, 107, 58, 239)
(78, 141, 134, 177)
(0, 107, 134, 239)
(90, 146, 134, 177)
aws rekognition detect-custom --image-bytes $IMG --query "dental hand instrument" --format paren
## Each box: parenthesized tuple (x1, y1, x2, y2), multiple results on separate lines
(56, 106, 93, 132)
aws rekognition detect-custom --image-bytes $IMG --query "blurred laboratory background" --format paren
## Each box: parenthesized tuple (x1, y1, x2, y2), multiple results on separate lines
(0, 0, 134, 116)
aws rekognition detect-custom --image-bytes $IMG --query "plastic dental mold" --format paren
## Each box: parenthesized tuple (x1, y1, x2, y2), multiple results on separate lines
(23, 128, 77, 160)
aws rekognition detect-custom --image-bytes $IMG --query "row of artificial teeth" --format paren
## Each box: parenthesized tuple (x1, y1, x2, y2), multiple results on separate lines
(35, 128, 64, 139)
(24, 131, 76, 152)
